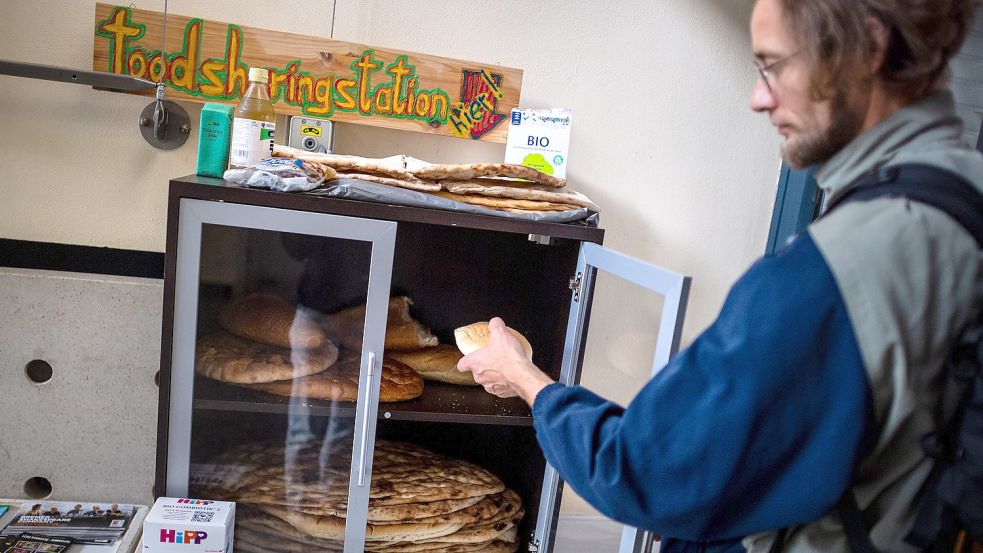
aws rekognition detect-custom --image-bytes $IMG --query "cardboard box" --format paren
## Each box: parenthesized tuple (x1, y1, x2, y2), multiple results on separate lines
(505, 108, 572, 179)
(142, 498, 234, 553)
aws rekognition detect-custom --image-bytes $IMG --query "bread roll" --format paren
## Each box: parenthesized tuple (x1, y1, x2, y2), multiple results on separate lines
(321, 296, 439, 351)
(454, 322, 533, 360)
(218, 292, 328, 351)
(388, 344, 476, 386)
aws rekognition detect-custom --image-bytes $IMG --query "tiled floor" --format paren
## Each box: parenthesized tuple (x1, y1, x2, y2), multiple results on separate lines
(553, 515, 624, 552)
(553, 516, 663, 552)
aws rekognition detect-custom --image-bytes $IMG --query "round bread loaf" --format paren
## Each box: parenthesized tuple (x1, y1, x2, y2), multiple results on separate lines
(454, 322, 533, 360)
(218, 292, 328, 351)
(388, 345, 476, 386)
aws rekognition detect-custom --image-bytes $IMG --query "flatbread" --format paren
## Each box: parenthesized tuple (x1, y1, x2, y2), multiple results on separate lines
(289, 489, 514, 528)
(291, 495, 486, 523)
(334, 172, 441, 192)
(217, 292, 330, 350)
(413, 163, 565, 188)
(412, 490, 522, 545)
(388, 345, 475, 386)
(419, 521, 518, 544)
(432, 191, 577, 211)
(260, 505, 465, 541)
(273, 144, 420, 182)
(194, 331, 336, 384)
(321, 296, 439, 351)
(364, 539, 517, 553)
(235, 524, 343, 553)
(238, 504, 340, 542)
(441, 178, 598, 210)
(257, 491, 521, 544)
(244, 351, 424, 402)
(231, 440, 505, 514)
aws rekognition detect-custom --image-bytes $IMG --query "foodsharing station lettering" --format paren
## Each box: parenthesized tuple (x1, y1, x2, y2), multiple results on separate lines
(93, 5, 522, 141)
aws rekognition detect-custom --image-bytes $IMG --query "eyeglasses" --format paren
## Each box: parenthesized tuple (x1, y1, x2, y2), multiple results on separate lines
(754, 51, 800, 94)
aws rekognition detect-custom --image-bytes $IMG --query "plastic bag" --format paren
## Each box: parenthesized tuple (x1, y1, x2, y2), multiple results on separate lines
(223, 158, 325, 192)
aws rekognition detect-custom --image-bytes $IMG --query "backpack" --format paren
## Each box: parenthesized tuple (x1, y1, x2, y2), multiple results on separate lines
(770, 163, 983, 553)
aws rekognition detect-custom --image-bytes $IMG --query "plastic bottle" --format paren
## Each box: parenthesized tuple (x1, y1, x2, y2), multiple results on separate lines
(229, 67, 275, 169)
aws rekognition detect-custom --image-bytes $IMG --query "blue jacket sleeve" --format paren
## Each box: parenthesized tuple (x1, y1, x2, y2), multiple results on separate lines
(532, 232, 875, 541)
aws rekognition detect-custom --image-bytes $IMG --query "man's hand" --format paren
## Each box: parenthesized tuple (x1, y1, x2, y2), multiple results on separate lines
(457, 317, 555, 406)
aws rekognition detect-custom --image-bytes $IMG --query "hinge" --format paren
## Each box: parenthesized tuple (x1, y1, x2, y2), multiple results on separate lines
(569, 272, 583, 303)
(527, 531, 541, 552)
(528, 233, 555, 245)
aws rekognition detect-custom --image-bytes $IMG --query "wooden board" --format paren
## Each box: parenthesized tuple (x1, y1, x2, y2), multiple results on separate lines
(93, 4, 523, 142)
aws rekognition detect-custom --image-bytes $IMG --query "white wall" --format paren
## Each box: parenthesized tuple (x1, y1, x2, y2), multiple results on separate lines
(0, 0, 782, 515)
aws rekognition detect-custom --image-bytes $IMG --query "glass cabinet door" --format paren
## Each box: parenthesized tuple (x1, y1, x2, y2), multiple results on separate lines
(538, 242, 691, 553)
(163, 198, 396, 553)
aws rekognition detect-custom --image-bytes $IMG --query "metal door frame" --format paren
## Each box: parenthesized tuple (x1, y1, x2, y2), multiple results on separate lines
(534, 242, 691, 553)
(167, 198, 396, 553)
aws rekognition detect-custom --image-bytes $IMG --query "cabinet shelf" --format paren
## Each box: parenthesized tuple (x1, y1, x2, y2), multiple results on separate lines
(192, 377, 533, 425)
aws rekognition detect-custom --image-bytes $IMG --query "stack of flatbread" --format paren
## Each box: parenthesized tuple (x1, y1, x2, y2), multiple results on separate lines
(273, 144, 598, 216)
(193, 439, 524, 552)
(194, 292, 424, 402)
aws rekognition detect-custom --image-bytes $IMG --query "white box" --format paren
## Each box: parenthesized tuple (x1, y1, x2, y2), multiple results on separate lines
(504, 108, 572, 179)
(141, 498, 234, 553)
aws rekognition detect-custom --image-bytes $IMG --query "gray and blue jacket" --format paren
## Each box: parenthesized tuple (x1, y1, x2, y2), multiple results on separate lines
(532, 90, 983, 552)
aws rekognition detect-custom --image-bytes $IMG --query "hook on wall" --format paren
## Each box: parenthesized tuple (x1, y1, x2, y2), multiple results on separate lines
(138, 0, 190, 150)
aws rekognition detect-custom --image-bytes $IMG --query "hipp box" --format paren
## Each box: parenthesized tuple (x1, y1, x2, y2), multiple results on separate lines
(142, 497, 234, 553)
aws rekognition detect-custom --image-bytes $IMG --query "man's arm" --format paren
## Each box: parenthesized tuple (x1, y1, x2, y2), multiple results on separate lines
(462, 233, 875, 541)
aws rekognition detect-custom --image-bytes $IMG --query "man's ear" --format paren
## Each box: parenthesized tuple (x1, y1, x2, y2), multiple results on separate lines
(865, 16, 890, 75)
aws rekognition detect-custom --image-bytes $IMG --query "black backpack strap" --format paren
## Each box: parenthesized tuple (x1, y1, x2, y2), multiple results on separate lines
(836, 490, 879, 553)
(767, 528, 789, 553)
(765, 493, 880, 553)
(824, 164, 983, 248)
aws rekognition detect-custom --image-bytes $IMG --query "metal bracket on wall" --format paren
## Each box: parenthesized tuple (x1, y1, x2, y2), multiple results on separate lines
(138, 88, 190, 151)
(138, 0, 190, 151)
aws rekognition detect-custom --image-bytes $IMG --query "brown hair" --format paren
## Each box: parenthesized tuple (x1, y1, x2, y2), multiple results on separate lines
(777, 0, 979, 100)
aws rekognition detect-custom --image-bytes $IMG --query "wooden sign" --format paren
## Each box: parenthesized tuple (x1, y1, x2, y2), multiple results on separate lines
(92, 4, 523, 142)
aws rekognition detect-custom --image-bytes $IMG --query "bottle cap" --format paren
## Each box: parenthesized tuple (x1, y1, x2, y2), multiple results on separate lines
(248, 67, 269, 84)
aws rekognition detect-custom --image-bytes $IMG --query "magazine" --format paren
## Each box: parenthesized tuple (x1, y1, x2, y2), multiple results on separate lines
(0, 502, 133, 545)
(2, 533, 72, 553)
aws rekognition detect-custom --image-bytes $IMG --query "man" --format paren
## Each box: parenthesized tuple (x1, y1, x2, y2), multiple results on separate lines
(458, 0, 983, 551)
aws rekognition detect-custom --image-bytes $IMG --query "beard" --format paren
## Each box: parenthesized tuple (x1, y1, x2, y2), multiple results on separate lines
(781, 86, 866, 169)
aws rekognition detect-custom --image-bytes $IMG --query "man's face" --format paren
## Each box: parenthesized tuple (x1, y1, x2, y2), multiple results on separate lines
(749, 0, 866, 168)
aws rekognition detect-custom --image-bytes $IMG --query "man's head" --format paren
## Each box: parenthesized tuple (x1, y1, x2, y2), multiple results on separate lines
(750, 0, 977, 169)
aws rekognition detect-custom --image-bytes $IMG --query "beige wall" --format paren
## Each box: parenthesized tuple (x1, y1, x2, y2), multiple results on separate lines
(0, 0, 782, 515)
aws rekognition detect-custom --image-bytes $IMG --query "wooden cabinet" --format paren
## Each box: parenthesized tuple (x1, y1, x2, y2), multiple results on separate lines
(154, 176, 689, 553)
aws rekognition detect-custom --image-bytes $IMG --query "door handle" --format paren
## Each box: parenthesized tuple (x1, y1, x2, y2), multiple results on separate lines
(357, 351, 376, 487)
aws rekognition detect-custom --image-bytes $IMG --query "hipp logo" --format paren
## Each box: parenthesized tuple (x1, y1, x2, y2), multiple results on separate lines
(176, 499, 212, 505)
(160, 529, 208, 544)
